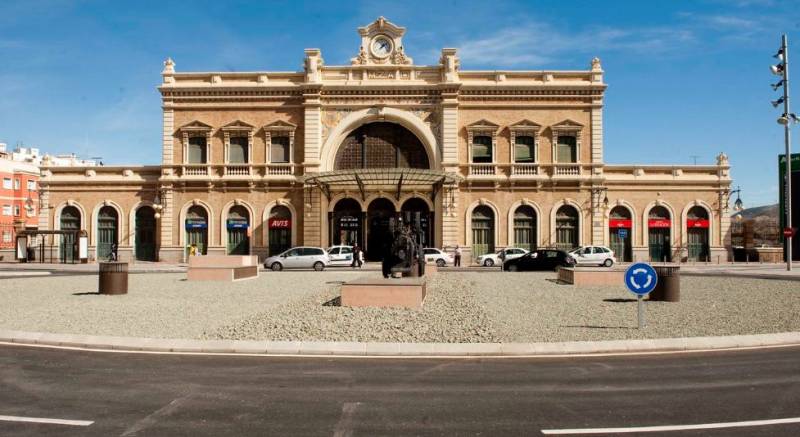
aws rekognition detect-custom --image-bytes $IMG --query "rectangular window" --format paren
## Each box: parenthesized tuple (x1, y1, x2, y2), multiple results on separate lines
(271, 136, 290, 163)
(2, 231, 11, 243)
(514, 135, 535, 163)
(14, 179, 20, 190)
(27, 180, 36, 191)
(556, 135, 577, 163)
(471, 135, 492, 163)
(14, 205, 20, 216)
(2, 178, 10, 189)
(187, 136, 207, 164)
(2, 205, 11, 216)
(228, 136, 248, 164)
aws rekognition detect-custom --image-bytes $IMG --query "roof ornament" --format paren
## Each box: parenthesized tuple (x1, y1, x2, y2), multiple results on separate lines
(162, 57, 175, 74)
(716, 152, 729, 166)
(591, 57, 602, 71)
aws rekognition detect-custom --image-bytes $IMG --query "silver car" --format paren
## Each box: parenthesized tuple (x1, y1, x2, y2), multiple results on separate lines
(264, 246, 330, 271)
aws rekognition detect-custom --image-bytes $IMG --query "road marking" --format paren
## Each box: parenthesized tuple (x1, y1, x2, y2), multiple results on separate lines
(0, 271, 52, 277)
(121, 394, 192, 436)
(541, 417, 800, 434)
(1, 340, 799, 360)
(0, 414, 93, 426)
(332, 402, 360, 437)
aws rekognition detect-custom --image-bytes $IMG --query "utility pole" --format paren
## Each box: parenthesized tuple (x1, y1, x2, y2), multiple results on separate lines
(772, 34, 794, 271)
(781, 35, 792, 271)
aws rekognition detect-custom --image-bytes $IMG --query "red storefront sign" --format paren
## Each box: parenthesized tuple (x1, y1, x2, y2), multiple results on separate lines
(687, 219, 710, 228)
(268, 218, 291, 229)
(609, 219, 632, 228)
(648, 219, 671, 228)
(785, 227, 796, 238)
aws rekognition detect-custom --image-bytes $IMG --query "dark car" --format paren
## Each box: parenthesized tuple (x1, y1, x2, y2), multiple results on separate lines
(502, 249, 576, 272)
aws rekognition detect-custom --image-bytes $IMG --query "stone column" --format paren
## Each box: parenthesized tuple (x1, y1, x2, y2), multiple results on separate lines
(303, 188, 322, 247)
(159, 185, 174, 259)
(441, 185, 460, 249)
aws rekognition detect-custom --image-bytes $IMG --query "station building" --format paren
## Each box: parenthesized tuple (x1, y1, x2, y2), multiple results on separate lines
(36, 17, 734, 264)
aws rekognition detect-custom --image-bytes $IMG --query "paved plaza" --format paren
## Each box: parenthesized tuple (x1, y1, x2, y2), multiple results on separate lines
(0, 270, 797, 343)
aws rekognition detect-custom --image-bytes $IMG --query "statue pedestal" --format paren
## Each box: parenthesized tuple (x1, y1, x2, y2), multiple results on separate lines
(341, 276, 427, 309)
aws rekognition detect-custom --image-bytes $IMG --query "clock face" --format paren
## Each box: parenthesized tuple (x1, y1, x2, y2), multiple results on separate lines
(371, 36, 393, 58)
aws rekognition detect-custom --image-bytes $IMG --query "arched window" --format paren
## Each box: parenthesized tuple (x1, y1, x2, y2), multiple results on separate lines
(228, 136, 248, 164)
(185, 205, 208, 255)
(135, 206, 157, 261)
(472, 135, 493, 163)
(471, 205, 495, 257)
(609, 206, 632, 262)
(268, 205, 292, 255)
(556, 135, 577, 163)
(96, 206, 119, 260)
(226, 205, 250, 255)
(687, 206, 710, 261)
(59, 206, 81, 263)
(555, 205, 579, 250)
(334, 122, 429, 170)
(513, 205, 537, 251)
(648, 206, 672, 262)
(187, 137, 207, 164)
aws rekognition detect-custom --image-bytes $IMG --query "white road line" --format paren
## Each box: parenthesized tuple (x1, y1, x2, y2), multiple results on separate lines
(0, 414, 93, 426)
(541, 417, 800, 434)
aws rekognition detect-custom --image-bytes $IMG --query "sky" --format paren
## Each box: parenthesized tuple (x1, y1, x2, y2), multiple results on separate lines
(1, 0, 798, 207)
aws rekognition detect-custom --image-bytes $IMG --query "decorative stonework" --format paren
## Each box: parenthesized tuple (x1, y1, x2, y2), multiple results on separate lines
(351, 16, 413, 66)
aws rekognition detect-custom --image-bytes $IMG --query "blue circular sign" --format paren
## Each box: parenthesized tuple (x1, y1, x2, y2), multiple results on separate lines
(624, 263, 658, 296)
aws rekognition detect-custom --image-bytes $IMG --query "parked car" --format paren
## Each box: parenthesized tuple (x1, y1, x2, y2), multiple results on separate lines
(422, 248, 454, 267)
(476, 247, 529, 267)
(569, 246, 617, 267)
(503, 249, 576, 272)
(327, 245, 355, 266)
(264, 246, 330, 271)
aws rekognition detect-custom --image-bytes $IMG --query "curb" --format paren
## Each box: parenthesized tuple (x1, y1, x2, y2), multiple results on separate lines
(1, 329, 798, 357)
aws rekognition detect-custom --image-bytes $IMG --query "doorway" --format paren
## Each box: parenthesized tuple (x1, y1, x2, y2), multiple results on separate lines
(366, 198, 395, 261)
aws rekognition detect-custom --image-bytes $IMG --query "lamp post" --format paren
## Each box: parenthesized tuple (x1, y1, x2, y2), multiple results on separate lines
(772, 35, 796, 270)
(153, 190, 165, 262)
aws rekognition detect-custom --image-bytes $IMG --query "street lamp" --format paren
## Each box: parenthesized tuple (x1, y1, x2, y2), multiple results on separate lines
(771, 35, 794, 270)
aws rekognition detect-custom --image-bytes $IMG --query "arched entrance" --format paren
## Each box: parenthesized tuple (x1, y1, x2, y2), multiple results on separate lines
(135, 206, 157, 261)
(268, 205, 292, 256)
(513, 205, 537, 251)
(648, 205, 672, 262)
(401, 198, 432, 249)
(687, 206, 710, 261)
(97, 206, 118, 260)
(334, 122, 430, 170)
(555, 205, 579, 250)
(226, 205, 250, 255)
(471, 205, 495, 257)
(60, 206, 81, 263)
(330, 198, 363, 248)
(609, 206, 632, 262)
(366, 198, 395, 261)
(185, 205, 208, 255)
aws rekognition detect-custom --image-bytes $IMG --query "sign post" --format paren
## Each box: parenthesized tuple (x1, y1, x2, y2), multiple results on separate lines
(624, 263, 659, 329)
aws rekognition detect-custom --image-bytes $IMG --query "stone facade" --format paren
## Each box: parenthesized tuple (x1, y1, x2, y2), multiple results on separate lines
(38, 17, 733, 264)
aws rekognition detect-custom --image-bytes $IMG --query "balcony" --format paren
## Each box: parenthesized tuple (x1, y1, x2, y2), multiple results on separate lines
(224, 165, 251, 176)
(182, 165, 210, 177)
(510, 163, 539, 176)
(552, 164, 581, 176)
(468, 163, 497, 176)
(265, 163, 294, 176)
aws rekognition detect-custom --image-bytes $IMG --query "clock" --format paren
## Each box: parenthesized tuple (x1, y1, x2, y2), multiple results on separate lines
(370, 35, 393, 58)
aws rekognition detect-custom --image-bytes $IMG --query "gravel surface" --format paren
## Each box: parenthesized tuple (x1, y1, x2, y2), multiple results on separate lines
(1, 271, 798, 342)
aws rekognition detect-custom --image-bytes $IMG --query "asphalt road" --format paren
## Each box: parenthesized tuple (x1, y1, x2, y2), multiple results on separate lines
(0, 345, 799, 436)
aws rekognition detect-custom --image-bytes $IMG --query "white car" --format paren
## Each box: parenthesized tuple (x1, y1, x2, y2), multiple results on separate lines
(476, 247, 529, 267)
(327, 245, 356, 266)
(422, 248, 453, 267)
(570, 246, 616, 267)
(264, 246, 330, 271)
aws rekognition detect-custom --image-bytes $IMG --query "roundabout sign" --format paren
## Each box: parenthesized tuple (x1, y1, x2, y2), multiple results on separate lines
(624, 263, 659, 329)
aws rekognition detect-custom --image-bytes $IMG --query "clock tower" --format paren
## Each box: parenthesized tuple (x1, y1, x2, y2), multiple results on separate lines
(351, 16, 412, 65)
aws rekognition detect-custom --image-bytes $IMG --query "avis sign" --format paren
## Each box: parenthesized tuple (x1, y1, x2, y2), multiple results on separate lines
(268, 218, 291, 229)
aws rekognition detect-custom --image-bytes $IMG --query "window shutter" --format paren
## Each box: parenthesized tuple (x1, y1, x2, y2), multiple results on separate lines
(515, 135, 535, 162)
(271, 136, 290, 163)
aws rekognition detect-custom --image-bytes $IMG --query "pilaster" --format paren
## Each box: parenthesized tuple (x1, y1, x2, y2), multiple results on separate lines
(303, 188, 322, 247)
(303, 89, 322, 173)
(162, 108, 174, 165)
(591, 103, 603, 164)
(440, 93, 459, 172)
(159, 187, 174, 249)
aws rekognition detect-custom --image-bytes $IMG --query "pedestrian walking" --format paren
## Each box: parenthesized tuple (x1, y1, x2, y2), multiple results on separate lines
(454, 245, 462, 267)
